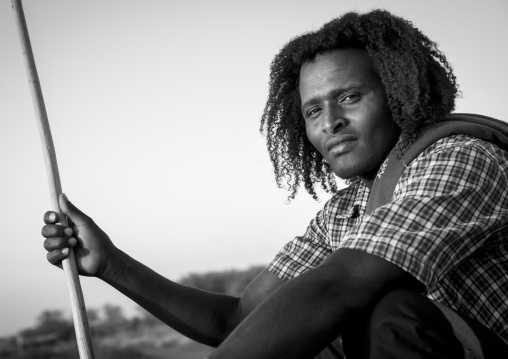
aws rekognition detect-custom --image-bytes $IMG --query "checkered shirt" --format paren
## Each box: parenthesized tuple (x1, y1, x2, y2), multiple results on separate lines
(267, 134, 508, 340)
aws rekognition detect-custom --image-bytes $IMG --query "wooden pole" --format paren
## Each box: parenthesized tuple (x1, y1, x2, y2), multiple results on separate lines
(11, 1, 95, 358)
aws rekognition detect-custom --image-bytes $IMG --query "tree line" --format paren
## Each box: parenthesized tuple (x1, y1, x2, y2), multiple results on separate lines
(0, 265, 264, 359)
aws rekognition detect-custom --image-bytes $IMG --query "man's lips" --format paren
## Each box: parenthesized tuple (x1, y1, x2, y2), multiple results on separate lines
(325, 135, 357, 152)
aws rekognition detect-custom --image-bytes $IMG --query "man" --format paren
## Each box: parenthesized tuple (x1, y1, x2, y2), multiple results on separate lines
(42, 10, 508, 358)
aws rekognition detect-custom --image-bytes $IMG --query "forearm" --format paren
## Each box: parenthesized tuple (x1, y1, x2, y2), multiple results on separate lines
(98, 248, 243, 346)
(209, 249, 423, 358)
(210, 265, 350, 358)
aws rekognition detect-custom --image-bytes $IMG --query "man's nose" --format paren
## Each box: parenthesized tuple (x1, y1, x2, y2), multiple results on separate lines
(322, 105, 346, 134)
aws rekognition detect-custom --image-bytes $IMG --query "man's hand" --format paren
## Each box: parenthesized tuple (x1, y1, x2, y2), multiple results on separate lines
(41, 194, 117, 277)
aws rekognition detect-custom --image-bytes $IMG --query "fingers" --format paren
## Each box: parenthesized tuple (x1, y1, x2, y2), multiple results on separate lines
(41, 223, 73, 238)
(44, 236, 77, 268)
(59, 194, 92, 226)
(43, 211, 59, 224)
(43, 194, 86, 270)
(44, 236, 77, 251)
(47, 247, 70, 266)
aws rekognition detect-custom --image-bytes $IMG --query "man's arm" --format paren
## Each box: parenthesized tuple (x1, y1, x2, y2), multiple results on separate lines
(211, 137, 508, 358)
(100, 258, 285, 346)
(42, 195, 285, 347)
(210, 248, 423, 358)
(99, 248, 241, 346)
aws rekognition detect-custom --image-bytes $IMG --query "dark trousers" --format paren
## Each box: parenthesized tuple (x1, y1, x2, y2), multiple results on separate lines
(336, 289, 508, 359)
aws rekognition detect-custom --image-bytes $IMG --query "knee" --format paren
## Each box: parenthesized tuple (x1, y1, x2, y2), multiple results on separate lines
(368, 289, 431, 338)
(371, 289, 427, 324)
(343, 290, 426, 345)
(343, 289, 464, 358)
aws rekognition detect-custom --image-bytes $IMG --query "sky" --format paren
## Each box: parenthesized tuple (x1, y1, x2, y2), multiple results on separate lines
(0, 0, 507, 337)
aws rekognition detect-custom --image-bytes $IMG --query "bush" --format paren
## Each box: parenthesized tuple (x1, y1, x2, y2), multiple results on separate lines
(179, 265, 265, 295)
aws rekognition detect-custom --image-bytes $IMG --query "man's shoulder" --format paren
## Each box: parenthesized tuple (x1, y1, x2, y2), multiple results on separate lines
(418, 113, 508, 159)
(419, 134, 508, 162)
(399, 134, 508, 191)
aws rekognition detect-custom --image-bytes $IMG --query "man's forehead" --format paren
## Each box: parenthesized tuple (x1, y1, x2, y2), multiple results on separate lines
(299, 49, 375, 88)
(300, 49, 373, 79)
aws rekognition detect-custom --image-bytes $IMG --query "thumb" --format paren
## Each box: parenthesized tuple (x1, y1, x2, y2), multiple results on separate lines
(59, 193, 91, 225)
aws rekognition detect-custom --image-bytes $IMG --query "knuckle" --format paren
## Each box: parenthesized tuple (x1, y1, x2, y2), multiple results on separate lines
(44, 237, 68, 253)
(43, 239, 51, 251)
(46, 251, 57, 264)
(82, 216, 94, 227)
(41, 225, 52, 237)
(41, 225, 70, 238)
(41, 225, 56, 238)
(43, 238, 55, 251)
(44, 237, 67, 251)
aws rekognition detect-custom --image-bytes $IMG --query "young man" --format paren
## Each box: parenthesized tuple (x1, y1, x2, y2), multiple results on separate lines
(42, 10, 508, 358)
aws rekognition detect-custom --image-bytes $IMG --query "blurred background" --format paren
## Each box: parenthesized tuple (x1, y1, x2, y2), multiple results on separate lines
(0, 0, 507, 355)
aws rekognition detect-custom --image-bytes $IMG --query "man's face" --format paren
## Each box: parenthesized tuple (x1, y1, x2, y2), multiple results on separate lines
(299, 48, 400, 182)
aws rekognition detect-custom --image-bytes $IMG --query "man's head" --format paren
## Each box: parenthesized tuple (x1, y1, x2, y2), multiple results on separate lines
(261, 10, 459, 200)
(300, 48, 400, 184)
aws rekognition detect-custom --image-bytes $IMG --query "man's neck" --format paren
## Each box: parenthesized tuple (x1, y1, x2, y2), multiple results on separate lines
(361, 177, 375, 191)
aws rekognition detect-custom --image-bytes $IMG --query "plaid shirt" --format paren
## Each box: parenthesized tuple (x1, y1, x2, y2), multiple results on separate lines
(267, 134, 508, 340)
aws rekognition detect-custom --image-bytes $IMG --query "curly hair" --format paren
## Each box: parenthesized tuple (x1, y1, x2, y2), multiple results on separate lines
(260, 9, 459, 200)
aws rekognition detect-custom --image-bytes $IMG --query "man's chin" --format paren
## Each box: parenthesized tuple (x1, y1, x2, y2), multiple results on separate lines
(331, 166, 358, 180)
(331, 162, 379, 183)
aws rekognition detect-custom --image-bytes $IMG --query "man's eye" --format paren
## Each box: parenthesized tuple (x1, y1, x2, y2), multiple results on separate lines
(341, 93, 361, 103)
(306, 108, 321, 118)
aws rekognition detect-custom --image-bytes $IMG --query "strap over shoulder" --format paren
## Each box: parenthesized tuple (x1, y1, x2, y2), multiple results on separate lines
(365, 113, 508, 215)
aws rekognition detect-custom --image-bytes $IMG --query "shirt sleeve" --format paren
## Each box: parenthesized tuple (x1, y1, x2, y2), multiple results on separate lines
(266, 199, 334, 281)
(340, 135, 508, 291)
